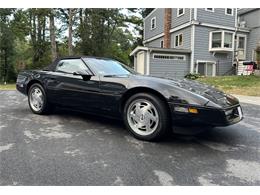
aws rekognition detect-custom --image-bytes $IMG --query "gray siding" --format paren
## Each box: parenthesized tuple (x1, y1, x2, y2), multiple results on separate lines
(197, 8, 236, 27)
(145, 37, 164, 48)
(170, 26, 191, 49)
(239, 9, 260, 28)
(149, 51, 190, 78)
(247, 28, 260, 60)
(239, 9, 260, 60)
(171, 8, 191, 28)
(194, 26, 234, 75)
(144, 9, 164, 41)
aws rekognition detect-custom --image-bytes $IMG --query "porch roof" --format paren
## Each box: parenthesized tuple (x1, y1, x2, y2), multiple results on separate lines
(130, 46, 192, 56)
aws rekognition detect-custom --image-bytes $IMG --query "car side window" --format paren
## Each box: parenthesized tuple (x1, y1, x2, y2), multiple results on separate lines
(55, 59, 90, 74)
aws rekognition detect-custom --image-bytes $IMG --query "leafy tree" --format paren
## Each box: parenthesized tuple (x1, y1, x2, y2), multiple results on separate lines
(0, 8, 144, 81)
(0, 9, 16, 82)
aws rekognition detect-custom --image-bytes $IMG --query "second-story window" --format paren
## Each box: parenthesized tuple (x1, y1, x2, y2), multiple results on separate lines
(225, 8, 233, 15)
(212, 32, 222, 48)
(224, 32, 233, 48)
(175, 34, 183, 47)
(205, 8, 214, 12)
(209, 31, 234, 51)
(151, 17, 156, 30)
(160, 40, 164, 48)
(177, 8, 185, 17)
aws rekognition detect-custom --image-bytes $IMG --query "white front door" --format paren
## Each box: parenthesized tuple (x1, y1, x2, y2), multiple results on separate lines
(197, 61, 216, 76)
(137, 51, 145, 74)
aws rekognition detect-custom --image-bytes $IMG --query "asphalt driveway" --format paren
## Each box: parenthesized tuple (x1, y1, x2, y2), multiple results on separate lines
(0, 91, 259, 185)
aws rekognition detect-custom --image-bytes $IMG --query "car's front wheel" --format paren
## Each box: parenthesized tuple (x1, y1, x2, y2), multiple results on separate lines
(28, 83, 52, 114)
(123, 93, 171, 141)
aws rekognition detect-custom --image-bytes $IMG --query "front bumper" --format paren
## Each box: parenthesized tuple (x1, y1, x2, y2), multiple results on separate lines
(169, 103, 243, 126)
(16, 83, 27, 95)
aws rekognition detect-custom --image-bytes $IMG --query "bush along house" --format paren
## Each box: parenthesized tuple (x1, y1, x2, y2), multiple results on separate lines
(130, 8, 260, 78)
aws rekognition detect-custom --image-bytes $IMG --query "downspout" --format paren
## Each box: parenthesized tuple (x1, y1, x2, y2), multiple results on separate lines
(190, 8, 196, 73)
(234, 8, 238, 75)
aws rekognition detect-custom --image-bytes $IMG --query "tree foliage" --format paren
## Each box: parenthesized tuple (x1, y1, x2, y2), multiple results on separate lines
(0, 8, 146, 82)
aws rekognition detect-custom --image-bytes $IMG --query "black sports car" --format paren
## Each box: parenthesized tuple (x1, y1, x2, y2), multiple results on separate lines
(16, 56, 243, 141)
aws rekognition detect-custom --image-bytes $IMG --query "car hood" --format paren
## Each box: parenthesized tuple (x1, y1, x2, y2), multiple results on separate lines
(131, 74, 239, 108)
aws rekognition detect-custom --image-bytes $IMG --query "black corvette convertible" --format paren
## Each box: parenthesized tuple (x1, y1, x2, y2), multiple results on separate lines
(16, 56, 243, 141)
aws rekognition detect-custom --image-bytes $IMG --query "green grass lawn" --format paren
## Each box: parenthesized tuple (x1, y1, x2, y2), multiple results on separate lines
(198, 75, 260, 96)
(0, 83, 16, 90)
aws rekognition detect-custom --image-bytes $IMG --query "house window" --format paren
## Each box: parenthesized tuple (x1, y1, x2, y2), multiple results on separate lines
(153, 54, 186, 61)
(237, 35, 247, 60)
(212, 32, 222, 48)
(196, 61, 216, 76)
(205, 8, 214, 12)
(224, 32, 233, 48)
(209, 31, 234, 51)
(175, 34, 183, 47)
(151, 17, 156, 30)
(225, 8, 233, 15)
(177, 8, 185, 17)
(160, 40, 164, 48)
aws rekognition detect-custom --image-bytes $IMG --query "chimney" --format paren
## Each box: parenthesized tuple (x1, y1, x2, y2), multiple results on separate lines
(164, 8, 172, 48)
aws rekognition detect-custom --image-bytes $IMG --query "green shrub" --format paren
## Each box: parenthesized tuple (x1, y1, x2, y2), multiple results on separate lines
(184, 73, 201, 80)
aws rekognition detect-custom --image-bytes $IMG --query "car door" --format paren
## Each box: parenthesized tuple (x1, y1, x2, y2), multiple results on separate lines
(46, 58, 102, 113)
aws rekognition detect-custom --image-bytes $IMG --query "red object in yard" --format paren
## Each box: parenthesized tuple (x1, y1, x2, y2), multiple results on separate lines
(246, 65, 253, 71)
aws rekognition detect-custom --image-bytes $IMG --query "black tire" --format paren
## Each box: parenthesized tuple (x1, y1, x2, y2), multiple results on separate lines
(28, 83, 53, 114)
(123, 93, 171, 141)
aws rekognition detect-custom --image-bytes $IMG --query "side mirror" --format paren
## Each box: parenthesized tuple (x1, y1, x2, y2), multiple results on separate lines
(73, 71, 92, 81)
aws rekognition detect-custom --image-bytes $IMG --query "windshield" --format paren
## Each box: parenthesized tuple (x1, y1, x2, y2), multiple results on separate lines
(83, 58, 136, 76)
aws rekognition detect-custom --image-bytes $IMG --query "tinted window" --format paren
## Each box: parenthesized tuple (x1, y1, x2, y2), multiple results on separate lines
(55, 59, 89, 74)
(56, 59, 88, 73)
(83, 58, 136, 76)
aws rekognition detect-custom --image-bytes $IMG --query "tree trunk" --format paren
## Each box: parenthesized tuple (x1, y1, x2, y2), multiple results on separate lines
(68, 8, 73, 56)
(49, 10, 57, 61)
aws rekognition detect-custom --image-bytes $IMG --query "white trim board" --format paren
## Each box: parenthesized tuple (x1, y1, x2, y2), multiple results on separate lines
(146, 51, 150, 75)
(143, 33, 164, 44)
(130, 46, 148, 56)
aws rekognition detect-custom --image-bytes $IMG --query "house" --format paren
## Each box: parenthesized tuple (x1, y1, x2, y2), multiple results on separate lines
(130, 8, 260, 78)
(237, 9, 260, 64)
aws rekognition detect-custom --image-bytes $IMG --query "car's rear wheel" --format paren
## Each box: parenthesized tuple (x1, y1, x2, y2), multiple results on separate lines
(28, 83, 52, 114)
(123, 93, 171, 141)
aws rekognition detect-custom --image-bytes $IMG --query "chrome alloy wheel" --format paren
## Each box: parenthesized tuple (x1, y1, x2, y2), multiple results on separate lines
(127, 99, 159, 136)
(29, 87, 44, 112)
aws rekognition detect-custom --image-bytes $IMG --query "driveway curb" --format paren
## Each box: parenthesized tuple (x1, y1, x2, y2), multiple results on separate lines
(232, 94, 260, 106)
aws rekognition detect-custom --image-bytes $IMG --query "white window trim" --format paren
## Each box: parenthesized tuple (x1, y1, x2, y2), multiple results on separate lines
(225, 8, 233, 16)
(177, 8, 185, 17)
(160, 40, 164, 48)
(209, 30, 234, 52)
(153, 53, 186, 61)
(175, 33, 183, 48)
(150, 17, 156, 30)
(236, 34, 247, 60)
(196, 60, 216, 76)
(205, 8, 214, 12)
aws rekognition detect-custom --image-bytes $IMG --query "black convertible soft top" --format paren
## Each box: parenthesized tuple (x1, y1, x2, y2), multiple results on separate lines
(43, 56, 82, 71)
